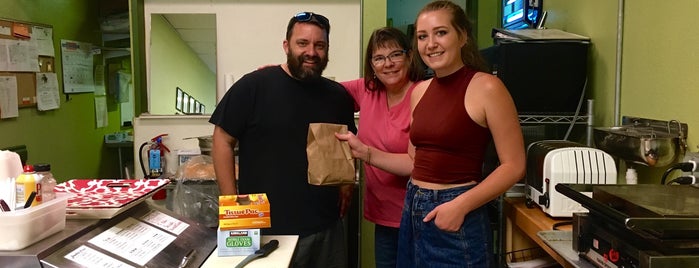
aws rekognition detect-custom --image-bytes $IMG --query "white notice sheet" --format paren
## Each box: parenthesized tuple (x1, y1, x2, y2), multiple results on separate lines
(140, 210, 190, 235)
(65, 245, 135, 268)
(32, 26, 55, 57)
(88, 217, 176, 266)
(0, 76, 19, 118)
(60, 39, 95, 93)
(5, 39, 40, 72)
(94, 95, 108, 128)
(36, 72, 60, 111)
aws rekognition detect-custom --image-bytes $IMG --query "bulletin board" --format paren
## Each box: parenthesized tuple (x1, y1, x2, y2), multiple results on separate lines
(0, 18, 55, 108)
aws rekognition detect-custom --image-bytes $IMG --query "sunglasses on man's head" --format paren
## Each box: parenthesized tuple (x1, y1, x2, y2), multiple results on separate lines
(294, 12, 330, 30)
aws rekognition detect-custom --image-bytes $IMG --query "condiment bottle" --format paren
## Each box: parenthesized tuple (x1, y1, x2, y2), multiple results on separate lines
(15, 165, 37, 208)
(35, 163, 56, 202)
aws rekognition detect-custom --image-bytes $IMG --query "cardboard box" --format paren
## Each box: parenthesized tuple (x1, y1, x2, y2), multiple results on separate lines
(217, 228, 261, 256)
(0, 193, 70, 250)
(219, 193, 271, 230)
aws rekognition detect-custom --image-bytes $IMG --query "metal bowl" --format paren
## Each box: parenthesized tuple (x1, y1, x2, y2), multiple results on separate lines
(593, 127, 682, 167)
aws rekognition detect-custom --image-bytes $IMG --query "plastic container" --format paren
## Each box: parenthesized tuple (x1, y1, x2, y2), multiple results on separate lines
(0, 192, 70, 251)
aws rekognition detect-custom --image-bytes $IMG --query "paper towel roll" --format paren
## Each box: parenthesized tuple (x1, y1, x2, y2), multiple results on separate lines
(0, 150, 23, 180)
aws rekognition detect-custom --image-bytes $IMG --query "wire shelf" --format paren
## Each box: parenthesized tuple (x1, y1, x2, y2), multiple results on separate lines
(507, 247, 548, 263)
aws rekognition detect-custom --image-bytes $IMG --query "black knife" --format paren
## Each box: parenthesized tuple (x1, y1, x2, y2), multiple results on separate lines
(234, 239, 279, 268)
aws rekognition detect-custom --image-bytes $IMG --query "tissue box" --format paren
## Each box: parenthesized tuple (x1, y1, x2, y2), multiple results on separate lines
(177, 149, 201, 167)
(219, 193, 271, 230)
(217, 228, 261, 256)
(0, 193, 70, 250)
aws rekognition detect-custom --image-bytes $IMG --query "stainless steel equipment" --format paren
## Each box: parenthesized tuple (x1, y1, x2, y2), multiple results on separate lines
(593, 116, 687, 167)
(525, 140, 617, 217)
(0, 201, 217, 268)
(557, 183, 699, 267)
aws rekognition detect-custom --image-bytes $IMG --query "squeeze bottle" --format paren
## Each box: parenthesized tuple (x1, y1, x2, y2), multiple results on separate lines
(15, 165, 37, 208)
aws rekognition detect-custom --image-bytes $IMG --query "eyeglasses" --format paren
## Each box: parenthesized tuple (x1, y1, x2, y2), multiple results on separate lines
(294, 12, 330, 32)
(371, 50, 407, 66)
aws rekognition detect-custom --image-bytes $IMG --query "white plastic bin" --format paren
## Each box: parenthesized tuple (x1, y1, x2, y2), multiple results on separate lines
(0, 193, 69, 251)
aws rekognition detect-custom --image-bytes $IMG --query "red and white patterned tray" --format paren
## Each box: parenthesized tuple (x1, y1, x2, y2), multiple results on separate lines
(54, 179, 169, 219)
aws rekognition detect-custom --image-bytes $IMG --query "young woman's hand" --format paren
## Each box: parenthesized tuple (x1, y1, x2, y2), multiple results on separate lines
(335, 132, 370, 162)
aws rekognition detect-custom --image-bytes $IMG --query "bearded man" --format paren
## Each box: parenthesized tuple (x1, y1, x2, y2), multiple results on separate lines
(209, 11, 355, 268)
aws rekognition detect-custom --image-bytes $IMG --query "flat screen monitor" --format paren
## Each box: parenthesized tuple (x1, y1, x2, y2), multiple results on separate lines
(503, 0, 543, 30)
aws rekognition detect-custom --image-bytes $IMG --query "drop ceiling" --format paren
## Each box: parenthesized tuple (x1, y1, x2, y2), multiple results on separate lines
(162, 14, 217, 73)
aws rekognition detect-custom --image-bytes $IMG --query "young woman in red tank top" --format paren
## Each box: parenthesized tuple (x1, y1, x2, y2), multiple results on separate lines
(397, 1, 526, 267)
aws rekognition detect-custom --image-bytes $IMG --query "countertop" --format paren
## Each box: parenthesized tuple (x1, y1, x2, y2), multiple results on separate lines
(504, 197, 576, 267)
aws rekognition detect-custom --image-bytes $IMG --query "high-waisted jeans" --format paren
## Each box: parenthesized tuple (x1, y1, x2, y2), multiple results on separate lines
(397, 180, 493, 268)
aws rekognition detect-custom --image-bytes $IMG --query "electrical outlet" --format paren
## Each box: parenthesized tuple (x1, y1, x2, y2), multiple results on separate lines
(682, 152, 699, 163)
(682, 152, 699, 176)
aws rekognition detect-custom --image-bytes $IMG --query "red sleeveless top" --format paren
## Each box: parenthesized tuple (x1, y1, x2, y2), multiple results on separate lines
(410, 67, 492, 184)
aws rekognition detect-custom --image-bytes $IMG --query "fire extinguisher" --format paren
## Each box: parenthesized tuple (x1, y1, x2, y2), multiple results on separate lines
(139, 134, 170, 179)
(139, 134, 170, 200)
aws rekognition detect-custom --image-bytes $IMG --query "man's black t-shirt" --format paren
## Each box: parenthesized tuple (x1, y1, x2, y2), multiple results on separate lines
(209, 66, 357, 237)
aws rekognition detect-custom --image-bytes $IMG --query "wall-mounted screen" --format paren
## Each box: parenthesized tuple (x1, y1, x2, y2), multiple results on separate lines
(502, 0, 543, 30)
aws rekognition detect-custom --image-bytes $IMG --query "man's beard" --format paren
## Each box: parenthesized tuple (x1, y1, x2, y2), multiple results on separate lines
(286, 52, 328, 81)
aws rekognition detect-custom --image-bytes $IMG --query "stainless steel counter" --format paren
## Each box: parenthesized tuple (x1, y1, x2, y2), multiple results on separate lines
(1, 200, 216, 268)
(0, 218, 101, 267)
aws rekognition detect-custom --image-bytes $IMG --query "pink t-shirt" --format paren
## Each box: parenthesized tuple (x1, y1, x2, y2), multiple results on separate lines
(341, 78, 416, 228)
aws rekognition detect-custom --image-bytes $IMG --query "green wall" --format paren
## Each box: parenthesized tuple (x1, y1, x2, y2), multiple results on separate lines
(619, 0, 699, 182)
(474, 0, 499, 49)
(359, 2, 386, 267)
(0, 1, 125, 181)
(149, 14, 215, 115)
(542, 0, 699, 183)
(543, 0, 619, 128)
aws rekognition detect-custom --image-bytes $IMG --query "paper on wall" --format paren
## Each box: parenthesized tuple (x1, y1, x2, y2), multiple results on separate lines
(31, 26, 55, 57)
(95, 95, 108, 128)
(36, 72, 60, 111)
(61, 39, 95, 93)
(0, 76, 18, 119)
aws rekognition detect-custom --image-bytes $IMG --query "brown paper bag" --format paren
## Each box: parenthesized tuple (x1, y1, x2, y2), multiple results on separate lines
(306, 123, 356, 185)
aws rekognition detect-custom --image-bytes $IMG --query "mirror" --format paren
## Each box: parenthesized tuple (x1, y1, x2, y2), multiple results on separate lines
(147, 13, 216, 115)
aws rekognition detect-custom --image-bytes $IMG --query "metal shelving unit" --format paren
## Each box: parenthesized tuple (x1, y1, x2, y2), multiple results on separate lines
(518, 99, 594, 146)
(495, 99, 594, 268)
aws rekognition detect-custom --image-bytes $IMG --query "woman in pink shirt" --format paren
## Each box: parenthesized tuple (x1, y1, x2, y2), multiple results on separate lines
(335, 27, 424, 268)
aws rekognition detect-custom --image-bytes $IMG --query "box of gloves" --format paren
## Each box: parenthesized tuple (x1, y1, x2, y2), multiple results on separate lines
(217, 193, 270, 256)
(217, 228, 261, 256)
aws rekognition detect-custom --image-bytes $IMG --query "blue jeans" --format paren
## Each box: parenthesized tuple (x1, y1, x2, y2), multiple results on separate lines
(374, 224, 399, 268)
(397, 180, 493, 268)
